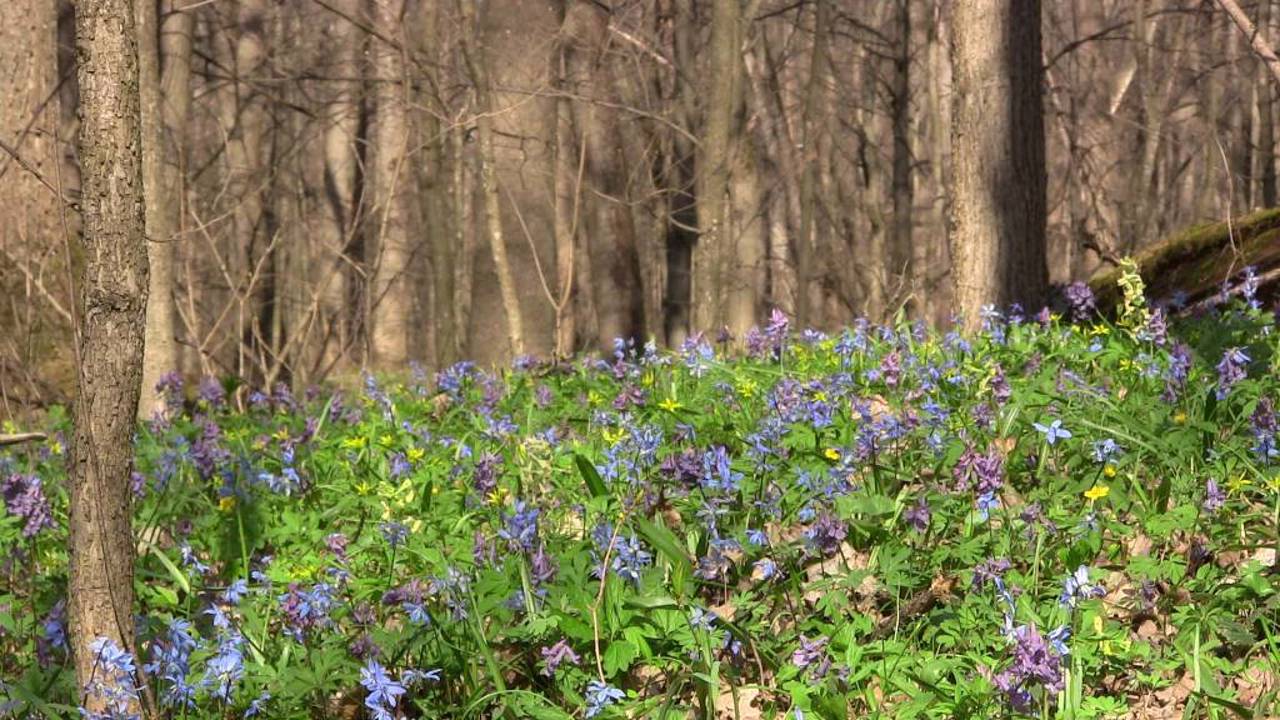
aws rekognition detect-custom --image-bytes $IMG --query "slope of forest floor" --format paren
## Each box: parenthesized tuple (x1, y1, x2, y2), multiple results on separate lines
(2, 268, 1279, 719)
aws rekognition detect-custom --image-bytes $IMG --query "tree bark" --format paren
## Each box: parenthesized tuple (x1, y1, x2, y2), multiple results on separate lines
(889, 0, 914, 315)
(0, 0, 63, 314)
(795, 0, 828, 328)
(948, 0, 1048, 326)
(563, 1, 646, 349)
(69, 0, 148, 711)
(692, 0, 741, 334)
(461, 0, 525, 358)
(369, 0, 415, 368)
(137, 0, 193, 418)
(1217, 0, 1280, 90)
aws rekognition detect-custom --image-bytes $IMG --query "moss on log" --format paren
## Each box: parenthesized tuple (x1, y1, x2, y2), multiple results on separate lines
(1088, 207, 1280, 309)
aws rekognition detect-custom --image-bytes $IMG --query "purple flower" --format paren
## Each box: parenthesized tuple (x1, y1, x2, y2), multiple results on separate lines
(380, 521, 409, 549)
(325, 533, 349, 564)
(904, 496, 930, 532)
(994, 624, 1065, 711)
(1215, 347, 1250, 400)
(972, 557, 1012, 589)
(1064, 282, 1095, 321)
(803, 513, 847, 556)
(1203, 479, 1226, 513)
(196, 376, 226, 407)
(498, 501, 540, 553)
(1, 473, 55, 537)
(540, 639, 580, 676)
(791, 635, 829, 668)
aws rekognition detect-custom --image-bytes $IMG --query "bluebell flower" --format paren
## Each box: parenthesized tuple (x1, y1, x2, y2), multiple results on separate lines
(689, 606, 717, 631)
(203, 631, 245, 701)
(81, 637, 142, 720)
(1059, 565, 1105, 608)
(1033, 418, 1072, 445)
(584, 679, 625, 718)
(1091, 438, 1122, 463)
(360, 659, 406, 720)
(243, 691, 271, 718)
(745, 528, 768, 547)
(498, 501, 541, 553)
(753, 557, 779, 581)
(380, 521, 410, 549)
(223, 579, 249, 605)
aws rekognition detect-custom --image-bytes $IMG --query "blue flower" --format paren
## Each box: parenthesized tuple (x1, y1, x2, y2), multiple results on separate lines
(360, 659, 406, 720)
(1216, 347, 1250, 400)
(584, 679, 625, 718)
(1033, 419, 1072, 445)
(1058, 565, 1105, 608)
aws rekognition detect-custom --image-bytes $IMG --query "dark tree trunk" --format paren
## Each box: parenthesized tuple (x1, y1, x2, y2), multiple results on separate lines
(68, 0, 148, 712)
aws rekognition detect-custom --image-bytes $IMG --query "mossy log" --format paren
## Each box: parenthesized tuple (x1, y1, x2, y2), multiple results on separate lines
(1088, 207, 1280, 310)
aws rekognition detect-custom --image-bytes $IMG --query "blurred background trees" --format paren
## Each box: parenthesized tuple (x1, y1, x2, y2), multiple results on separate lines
(3, 0, 1279, 412)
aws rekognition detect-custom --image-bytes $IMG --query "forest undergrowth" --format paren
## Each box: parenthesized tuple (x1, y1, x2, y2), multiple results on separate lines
(2, 266, 1279, 719)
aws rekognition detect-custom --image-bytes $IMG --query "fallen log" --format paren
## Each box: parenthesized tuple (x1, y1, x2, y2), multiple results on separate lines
(1088, 207, 1280, 311)
(0, 432, 48, 447)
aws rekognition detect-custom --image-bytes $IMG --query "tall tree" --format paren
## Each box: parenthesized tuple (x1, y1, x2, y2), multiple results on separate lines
(0, 0, 63, 316)
(369, 0, 416, 368)
(948, 0, 1048, 325)
(889, 0, 915, 314)
(68, 0, 148, 710)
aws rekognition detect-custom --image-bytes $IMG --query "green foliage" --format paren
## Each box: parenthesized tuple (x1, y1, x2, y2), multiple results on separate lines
(1, 286, 1279, 719)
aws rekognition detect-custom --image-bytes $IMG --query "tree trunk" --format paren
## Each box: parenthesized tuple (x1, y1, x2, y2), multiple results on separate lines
(369, 0, 415, 368)
(563, 1, 645, 349)
(0, 0, 63, 318)
(662, 0, 698, 346)
(948, 0, 1048, 326)
(461, 0, 525, 358)
(69, 0, 148, 711)
(889, 0, 914, 316)
(137, 0, 193, 418)
(795, 0, 828, 328)
(692, 0, 741, 333)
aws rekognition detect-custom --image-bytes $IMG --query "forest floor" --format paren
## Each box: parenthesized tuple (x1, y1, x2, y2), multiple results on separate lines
(2, 270, 1279, 719)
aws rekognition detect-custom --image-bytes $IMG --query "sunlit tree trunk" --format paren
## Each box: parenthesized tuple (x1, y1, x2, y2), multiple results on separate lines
(948, 0, 1047, 326)
(369, 0, 415, 368)
(68, 0, 147, 711)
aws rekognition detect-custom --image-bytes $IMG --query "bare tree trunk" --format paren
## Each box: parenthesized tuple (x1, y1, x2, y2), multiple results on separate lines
(1217, 0, 1280, 89)
(138, 0, 181, 415)
(552, 35, 580, 357)
(1259, 0, 1278, 206)
(461, 0, 525, 357)
(563, 1, 645, 349)
(795, 0, 828, 328)
(0, 0, 63, 324)
(318, 0, 364, 372)
(948, 0, 1048, 325)
(369, 0, 414, 368)
(662, 0, 698, 346)
(889, 0, 914, 315)
(692, 0, 740, 333)
(69, 0, 147, 710)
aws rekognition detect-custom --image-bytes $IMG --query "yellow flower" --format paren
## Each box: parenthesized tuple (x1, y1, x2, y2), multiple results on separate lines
(406, 446, 425, 463)
(1172, 410, 1187, 425)
(658, 397, 682, 412)
(487, 487, 510, 506)
(49, 439, 63, 456)
(342, 435, 367, 450)
(218, 495, 237, 512)
(1103, 464, 1117, 478)
(1226, 474, 1251, 493)
(823, 448, 841, 461)
(379, 434, 395, 447)
(273, 427, 290, 441)
(1083, 485, 1110, 502)
(354, 480, 373, 496)
(1090, 324, 1111, 336)
(602, 427, 625, 446)
(736, 379, 758, 398)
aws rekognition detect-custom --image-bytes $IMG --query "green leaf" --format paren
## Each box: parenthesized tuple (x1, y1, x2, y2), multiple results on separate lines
(634, 516, 694, 579)
(574, 454, 608, 498)
(603, 639, 639, 675)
